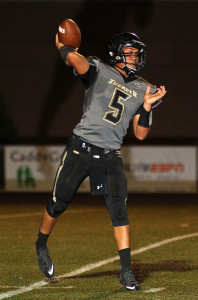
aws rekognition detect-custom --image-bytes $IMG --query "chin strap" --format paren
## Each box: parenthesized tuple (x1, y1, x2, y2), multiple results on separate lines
(122, 65, 136, 76)
(115, 63, 136, 77)
(114, 52, 138, 77)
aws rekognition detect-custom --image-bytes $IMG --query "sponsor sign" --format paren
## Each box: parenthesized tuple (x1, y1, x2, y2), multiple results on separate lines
(4, 145, 197, 193)
(121, 146, 197, 193)
(4, 146, 90, 192)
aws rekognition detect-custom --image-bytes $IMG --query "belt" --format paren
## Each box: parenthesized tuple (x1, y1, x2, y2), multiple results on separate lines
(70, 134, 114, 155)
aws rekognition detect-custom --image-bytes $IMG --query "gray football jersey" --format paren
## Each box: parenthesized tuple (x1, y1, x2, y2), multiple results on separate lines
(73, 59, 156, 149)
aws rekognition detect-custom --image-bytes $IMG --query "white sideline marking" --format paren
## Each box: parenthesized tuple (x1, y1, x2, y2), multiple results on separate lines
(0, 209, 96, 219)
(0, 286, 73, 290)
(144, 287, 165, 293)
(0, 232, 198, 299)
(0, 213, 42, 219)
(180, 223, 189, 227)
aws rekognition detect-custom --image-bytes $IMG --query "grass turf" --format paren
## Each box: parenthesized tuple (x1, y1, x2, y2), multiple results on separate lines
(0, 193, 198, 299)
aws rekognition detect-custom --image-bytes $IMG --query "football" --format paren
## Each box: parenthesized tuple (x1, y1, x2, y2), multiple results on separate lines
(58, 18, 81, 48)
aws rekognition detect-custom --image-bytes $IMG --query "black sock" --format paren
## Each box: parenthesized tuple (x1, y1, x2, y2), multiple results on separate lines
(36, 230, 50, 247)
(118, 248, 131, 270)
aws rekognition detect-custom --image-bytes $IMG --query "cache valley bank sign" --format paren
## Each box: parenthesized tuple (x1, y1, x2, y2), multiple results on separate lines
(4, 145, 197, 193)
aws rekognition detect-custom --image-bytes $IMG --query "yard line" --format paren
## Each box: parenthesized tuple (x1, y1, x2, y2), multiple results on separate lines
(0, 209, 96, 219)
(0, 213, 42, 219)
(144, 287, 165, 293)
(0, 232, 197, 299)
(0, 282, 48, 300)
(0, 286, 73, 290)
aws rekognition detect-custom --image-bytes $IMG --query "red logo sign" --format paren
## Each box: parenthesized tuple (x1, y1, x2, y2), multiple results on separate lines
(150, 163, 184, 173)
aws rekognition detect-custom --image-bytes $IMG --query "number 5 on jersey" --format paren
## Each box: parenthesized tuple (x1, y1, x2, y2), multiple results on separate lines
(103, 88, 131, 125)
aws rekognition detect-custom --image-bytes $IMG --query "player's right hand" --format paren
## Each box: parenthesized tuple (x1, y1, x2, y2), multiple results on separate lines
(55, 33, 79, 53)
(55, 33, 64, 50)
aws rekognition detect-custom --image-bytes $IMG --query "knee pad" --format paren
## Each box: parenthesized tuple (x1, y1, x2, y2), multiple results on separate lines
(105, 172, 129, 226)
(46, 198, 69, 218)
(105, 171, 129, 226)
(105, 195, 129, 226)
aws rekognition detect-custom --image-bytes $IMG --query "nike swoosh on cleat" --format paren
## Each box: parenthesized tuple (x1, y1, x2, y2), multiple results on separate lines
(126, 286, 136, 290)
(48, 265, 54, 276)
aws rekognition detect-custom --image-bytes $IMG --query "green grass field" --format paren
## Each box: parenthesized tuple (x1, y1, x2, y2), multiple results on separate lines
(0, 193, 198, 300)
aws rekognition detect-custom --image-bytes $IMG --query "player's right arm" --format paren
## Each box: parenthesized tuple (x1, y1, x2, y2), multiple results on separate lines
(55, 33, 89, 75)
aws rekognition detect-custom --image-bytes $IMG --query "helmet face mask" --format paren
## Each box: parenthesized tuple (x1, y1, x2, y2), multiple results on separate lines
(107, 32, 147, 76)
(121, 47, 140, 75)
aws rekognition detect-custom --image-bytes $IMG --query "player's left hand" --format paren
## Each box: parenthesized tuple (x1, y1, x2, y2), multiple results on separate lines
(143, 85, 167, 111)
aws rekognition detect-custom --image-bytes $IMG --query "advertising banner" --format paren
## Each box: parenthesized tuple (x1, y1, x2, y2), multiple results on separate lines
(4, 145, 197, 193)
(121, 146, 197, 193)
(4, 146, 90, 192)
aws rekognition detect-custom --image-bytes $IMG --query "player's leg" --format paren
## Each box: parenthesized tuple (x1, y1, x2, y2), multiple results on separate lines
(113, 224, 130, 250)
(36, 144, 89, 278)
(104, 151, 140, 290)
(104, 196, 140, 290)
(39, 207, 58, 235)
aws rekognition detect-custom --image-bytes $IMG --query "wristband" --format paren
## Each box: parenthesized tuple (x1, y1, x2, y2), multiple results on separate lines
(60, 46, 75, 63)
(138, 106, 152, 128)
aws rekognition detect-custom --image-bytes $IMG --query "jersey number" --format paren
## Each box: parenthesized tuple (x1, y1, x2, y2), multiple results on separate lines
(103, 88, 131, 125)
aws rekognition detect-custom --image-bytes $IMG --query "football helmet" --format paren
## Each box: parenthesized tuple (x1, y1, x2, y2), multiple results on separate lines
(107, 32, 147, 76)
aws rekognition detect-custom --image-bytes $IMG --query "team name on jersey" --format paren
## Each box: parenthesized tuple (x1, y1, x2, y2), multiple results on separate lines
(108, 79, 137, 98)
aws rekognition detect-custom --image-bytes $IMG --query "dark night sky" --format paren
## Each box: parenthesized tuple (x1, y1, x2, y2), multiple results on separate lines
(0, 0, 197, 144)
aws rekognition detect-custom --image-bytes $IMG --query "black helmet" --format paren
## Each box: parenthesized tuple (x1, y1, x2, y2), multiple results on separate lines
(107, 32, 147, 75)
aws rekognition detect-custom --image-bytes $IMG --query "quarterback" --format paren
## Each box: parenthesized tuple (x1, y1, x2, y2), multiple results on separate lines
(36, 32, 167, 291)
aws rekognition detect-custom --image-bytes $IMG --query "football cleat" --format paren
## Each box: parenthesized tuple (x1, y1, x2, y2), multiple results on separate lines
(36, 244, 54, 278)
(120, 267, 140, 291)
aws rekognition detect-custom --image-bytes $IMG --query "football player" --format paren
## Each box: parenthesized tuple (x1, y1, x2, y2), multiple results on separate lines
(36, 32, 167, 291)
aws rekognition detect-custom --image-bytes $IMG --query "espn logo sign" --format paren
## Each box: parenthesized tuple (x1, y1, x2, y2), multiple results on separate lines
(150, 163, 184, 173)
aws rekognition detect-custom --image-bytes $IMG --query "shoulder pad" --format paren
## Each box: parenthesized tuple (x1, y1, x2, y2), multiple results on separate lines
(136, 76, 155, 91)
(87, 56, 102, 66)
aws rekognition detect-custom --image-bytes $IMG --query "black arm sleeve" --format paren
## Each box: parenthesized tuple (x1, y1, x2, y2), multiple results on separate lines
(135, 98, 162, 116)
(78, 65, 97, 89)
(135, 104, 143, 115)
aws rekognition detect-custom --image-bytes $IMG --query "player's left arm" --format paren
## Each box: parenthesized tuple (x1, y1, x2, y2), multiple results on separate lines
(133, 85, 167, 140)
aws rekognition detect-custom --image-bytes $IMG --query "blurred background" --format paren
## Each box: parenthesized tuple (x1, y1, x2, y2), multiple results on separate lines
(0, 0, 197, 194)
(1, 4, 197, 298)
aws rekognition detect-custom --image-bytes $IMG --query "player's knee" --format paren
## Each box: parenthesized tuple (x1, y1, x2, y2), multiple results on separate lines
(106, 196, 129, 226)
(111, 200, 129, 226)
(105, 171, 129, 226)
(46, 198, 69, 218)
